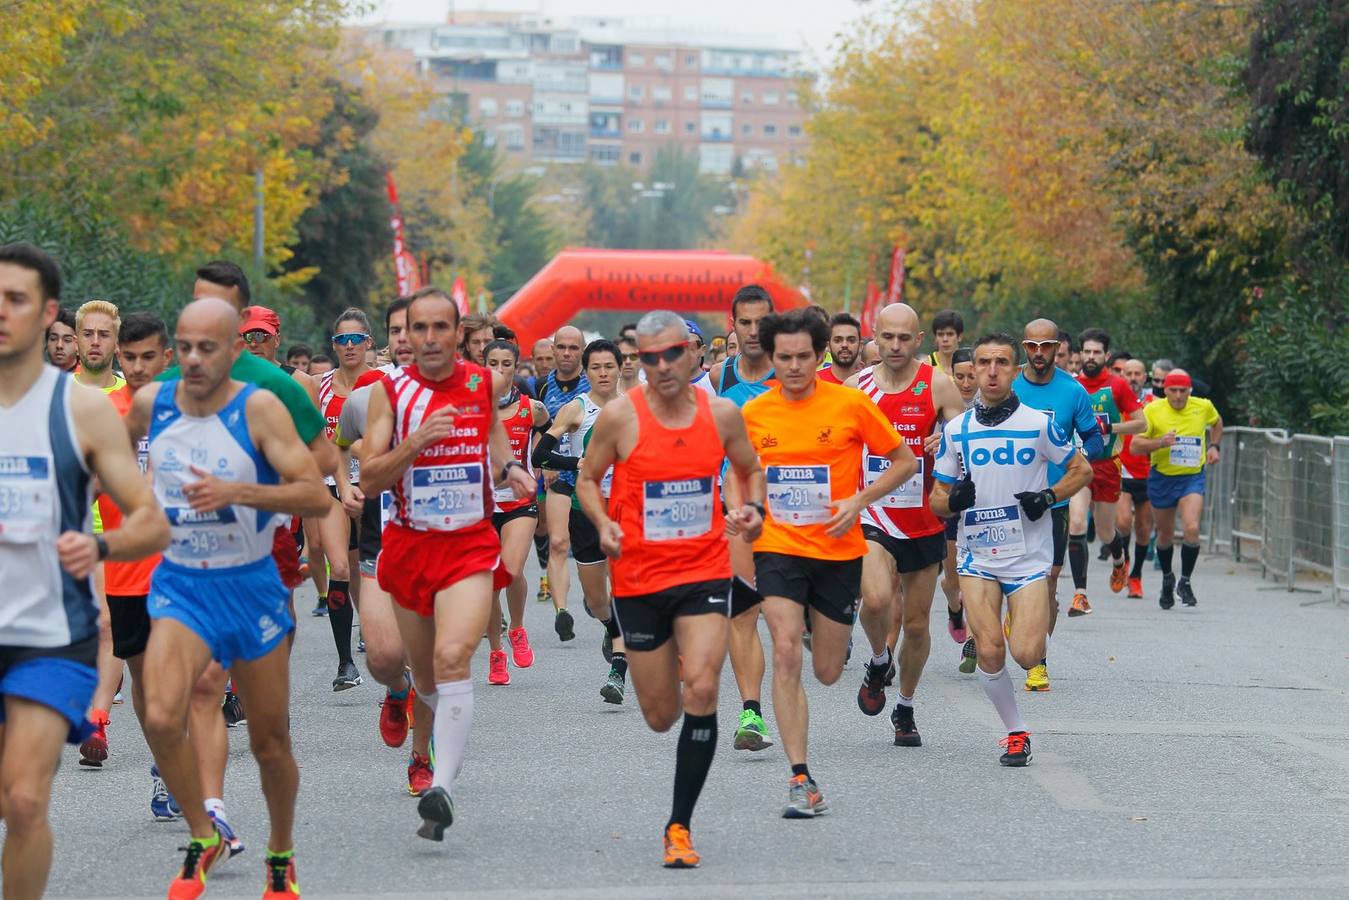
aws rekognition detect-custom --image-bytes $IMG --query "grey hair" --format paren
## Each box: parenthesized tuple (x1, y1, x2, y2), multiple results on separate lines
(635, 310, 686, 338)
(1153, 357, 1175, 373)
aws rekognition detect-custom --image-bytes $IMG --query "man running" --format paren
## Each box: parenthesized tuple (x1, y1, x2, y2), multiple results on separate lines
(943, 347, 980, 674)
(577, 309, 766, 867)
(849, 304, 964, 746)
(538, 325, 589, 643)
(0, 242, 169, 899)
(617, 335, 642, 393)
(744, 308, 918, 817)
(361, 287, 535, 841)
(931, 333, 1091, 766)
(45, 305, 78, 372)
(817, 312, 863, 385)
(134, 298, 329, 899)
(1116, 358, 1155, 597)
(1130, 369, 1221, 608)
(927, 309, 964, 375)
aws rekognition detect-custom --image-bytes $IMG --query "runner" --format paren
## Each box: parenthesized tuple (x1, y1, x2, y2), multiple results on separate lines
(1130, 369, 1222, 608)
(816, 312, 863, 385)
(0, 242, 168, 898)
(360, 286, 536, 841)
(532, 340, 627, 702)
(941, 347, 980, 673)
(45, 304, 78, 372)
(707, 285, 777, 752)
(527, 336, 557, 600)
(848, 304, 965, 747)
(1011, 319, 1103, 691)
(133, 297, 329, 899)
(309, 355, 334, 376)
(926, 309, 964, 375)
(1066, 328, 1145, 615)
(483, 339, 548, 686)
(930, 333, 1092, 766)
(538, 325, 589, 643)
(576, 309, 766, 866)
(1116, 357, 1155, 597)
(743, 308, 918, 817)
(285, 344, 312, 374)
(617, 335, 641, 393)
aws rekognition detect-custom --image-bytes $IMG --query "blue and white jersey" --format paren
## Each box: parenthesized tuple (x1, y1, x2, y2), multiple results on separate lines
(933, 404, 1075, 579)
(0, 367, 96, 647)
(541, 371, 588, 487)
(148, 381, 281, 570)
(1012, 369, 1100, 507)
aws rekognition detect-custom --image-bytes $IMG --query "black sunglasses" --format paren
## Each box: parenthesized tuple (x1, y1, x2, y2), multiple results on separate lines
(638, 342, 689, 366)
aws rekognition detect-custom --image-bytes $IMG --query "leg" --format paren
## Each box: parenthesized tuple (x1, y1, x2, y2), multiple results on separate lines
(666, 613, 729, 832)
(317, 499, 356, 676)
(545, 489, 572, 616)
(1006, 580, 1052, 671)
(962, 576, 1028, 734)
(188, 664, 230, 800)
(303, 517, 328, 600)
(0, 698, 69, 900)
(726, 535, 765, 708)
(857, 542, 895, 657)
(140, 619, 215, 838)
(895, 563, 940, 701)
(1154, 506, 1178, 569)
(577, 561, 613, 622)
(760, 596, 809, 766)
(941, 541, 962, 614)
(358, 575, 408, 691)
(1176, 493, 1205, 598)
(89, 583, 121, 715)
(499, 516, 536, 630)
(1067, 488, 1091, 592)
(806, 607, 853, 687)
(230, 645, 298, 853)
(428, 573, 494, 790)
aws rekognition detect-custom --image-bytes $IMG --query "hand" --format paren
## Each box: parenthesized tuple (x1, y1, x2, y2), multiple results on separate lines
(923, 432, 942, 456)
(340, 483, 365, 517)
(505, 464, 536, 500)
(1206, 446, 1220, 466)
(1014, 488, 1057, 522)
(410, 405, 460, 452)
(542, 469, 559, 488)
(598, 519, 624, 558)
(57, 531, 100, 580)
(1161, 429, 1177, 447)
(824, 494, 865, 539)
(724, 505, 763, 542)
(948, 474, 977, 514)
(184, 465, 237, 512)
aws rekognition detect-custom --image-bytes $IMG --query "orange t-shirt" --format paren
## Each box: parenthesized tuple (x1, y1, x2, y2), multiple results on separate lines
(743, 379, 902, 561)
(100, 383, 161, 597)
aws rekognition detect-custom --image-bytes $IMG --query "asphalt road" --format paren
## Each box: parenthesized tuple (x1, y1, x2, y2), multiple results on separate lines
(37, 549, 1349, 899)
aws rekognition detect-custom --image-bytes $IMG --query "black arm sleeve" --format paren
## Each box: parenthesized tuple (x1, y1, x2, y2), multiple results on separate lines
(531, 432, 579, 471)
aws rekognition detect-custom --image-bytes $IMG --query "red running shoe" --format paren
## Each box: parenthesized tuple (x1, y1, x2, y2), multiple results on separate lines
(508, 626, 534, 668)
(488, 649, 510, 685)
(379, 680, 411, 749)
(407, 752, 433, 796)
(79, 709, 109, 767)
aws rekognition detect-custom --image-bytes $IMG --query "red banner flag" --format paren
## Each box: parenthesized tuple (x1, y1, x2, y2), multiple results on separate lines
(886, 246, 906, 302)
(386, 172, 419, 296)
(451, 277, 469, 319)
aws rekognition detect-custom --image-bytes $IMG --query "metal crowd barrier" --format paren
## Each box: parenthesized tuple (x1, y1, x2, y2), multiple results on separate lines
(1202, 426, 1347, 605)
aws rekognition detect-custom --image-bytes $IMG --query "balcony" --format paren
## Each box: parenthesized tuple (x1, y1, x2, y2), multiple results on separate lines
(589, 127, 622, 138)
(700, 98, 733, 109)
(700, 132, 733, 143)
(590, 60, 622, 71)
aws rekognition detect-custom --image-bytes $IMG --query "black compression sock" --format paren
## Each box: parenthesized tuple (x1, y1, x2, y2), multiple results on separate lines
(668, 712, 717, 829)
(1109, 534, 1124, 561)
(610, 652, 628, 678)
(1131, 541, 1148, 578)
(743, 699, 761, 716)
(790, 763, 810, 780)
(1068, 534, 1089, 590)
(327, 580, 354, 664)
(1180, 542, 1200, 578)
(603, 615, 622, 640)
(533, 533, 549, 568)
(1157, 545, 1175, 576)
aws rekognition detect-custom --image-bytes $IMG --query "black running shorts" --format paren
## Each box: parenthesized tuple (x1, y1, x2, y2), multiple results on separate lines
(493, 504, 539, 533)
(1122, 477, 1149, 507)
(613, 579, 731, 652)
(754, 552, 861, 625)
(861, 527, 947, 574)
(357, 495, 382, 563)
(107, 594, 151, 660)
(568, 507, 606, 565)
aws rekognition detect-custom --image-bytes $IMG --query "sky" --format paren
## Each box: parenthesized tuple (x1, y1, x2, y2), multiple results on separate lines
(351, 0, 874, 68)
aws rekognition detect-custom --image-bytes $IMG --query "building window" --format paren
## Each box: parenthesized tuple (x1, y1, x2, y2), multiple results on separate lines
(684, 85, 698, 102)
(741, 91, 753, 105)
(630, 53, 645, 66)
(685, 53, 698, 66)
(628, 118, 644, 133)
(500, 127, 524, 151)
(741, 123, 752, 135)
(654, 119, 670, 134)
(591, 145, 621, 164)
(652, 85, 672, 102)
(786, 89, 799, 105)
(629, 151, 642, 165)
(684, 121, 696, 133)
(764, 123, 777, 136)
(763, 90, 780, 105)
(628, 84, 644, 101)
(478, 98, 498, 117)
(505, 99, 524, 117)
(788, 124, 802, 137)
(655, 55, 672, 70)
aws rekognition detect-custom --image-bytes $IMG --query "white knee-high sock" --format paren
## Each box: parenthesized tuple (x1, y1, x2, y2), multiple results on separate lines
(431, 680, 473, 792)
(977, 666, 1027, 733)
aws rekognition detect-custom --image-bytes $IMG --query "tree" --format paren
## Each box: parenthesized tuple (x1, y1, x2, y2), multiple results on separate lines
(574, 145, 728, 250)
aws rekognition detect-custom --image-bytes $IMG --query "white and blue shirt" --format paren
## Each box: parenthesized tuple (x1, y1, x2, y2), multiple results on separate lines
(148, 382, 281, 570)
(933, 403, 1075, 579)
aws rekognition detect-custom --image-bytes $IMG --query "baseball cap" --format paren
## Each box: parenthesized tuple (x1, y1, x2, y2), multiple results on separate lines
(684, 319, 704, 343)
(240, 305, 280, 336)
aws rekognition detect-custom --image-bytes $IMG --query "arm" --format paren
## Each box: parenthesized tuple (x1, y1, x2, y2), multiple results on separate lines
(576, 401, 625, 556)
(125, 383, 155, 444)
(1130, 412, 1176, 455)
(358, 384, 458, 495)
(1111, 407, 1146, 436)
(926, 370, 966, 454)
(1048, 450, 1093, 502)
(530, 401, 581, 469)
(1206, 415, 1224, 465)
(715, 399, 766, 542)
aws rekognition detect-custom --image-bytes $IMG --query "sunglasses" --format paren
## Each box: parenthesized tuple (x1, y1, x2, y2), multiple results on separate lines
(1022, 340, 1060, 353)
(241, 330, 273, 344)
(621, 352, 640, 362)
(332, 333, 370, 347)
(638, 341, 689, 366)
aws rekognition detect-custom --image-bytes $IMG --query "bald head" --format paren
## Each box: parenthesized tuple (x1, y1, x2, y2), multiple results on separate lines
(178, 297, 242, 341)
(174, 298, 244, 401)
(1024, 318, 1058, 342)
(877, 303, 920, 333)
(552, 325, 584, 378)
(873, 302, 924, 373)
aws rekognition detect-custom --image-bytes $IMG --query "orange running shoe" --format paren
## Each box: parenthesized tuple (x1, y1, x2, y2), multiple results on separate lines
(379, 679, 411, 749)
(488, 649, 510, 685)
(1109, 561, 1127, 594)
(1127, 576, 1143, 598)
(1067, 592, 1092, 617)
(662, 823, 700, 868)
(167, 832, 227, 900)
(79, 709, 109, 767)
(508, 626, 534, 668)
(262, 851, 300, 898)
(407, 752, 433, 796)
(998, 731, 1033, 767)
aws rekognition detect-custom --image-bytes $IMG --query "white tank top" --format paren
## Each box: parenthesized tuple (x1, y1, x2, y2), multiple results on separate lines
(148, 382, 282, 569)
(0, 367, 97, 647)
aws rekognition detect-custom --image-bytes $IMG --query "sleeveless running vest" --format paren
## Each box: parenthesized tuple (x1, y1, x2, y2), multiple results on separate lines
(856, 362, 944, 539)
(319, 368, 383, 485)
(609, 387, 730, 597)
(568, 394, 613, 509)
(541, 370, 589, 487)
(383, 362, 495, 534)
(494, 399, 535, 513)
(716, 354, 774, 408)
(0, 368, 96, 647)
(149, 382, 282, 569)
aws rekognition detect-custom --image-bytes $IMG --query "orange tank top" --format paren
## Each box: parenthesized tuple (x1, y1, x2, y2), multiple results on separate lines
(609, 386, 731, 598)
(101, 385, 162, 597)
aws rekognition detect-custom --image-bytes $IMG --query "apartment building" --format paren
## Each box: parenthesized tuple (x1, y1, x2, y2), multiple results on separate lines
(368, 14, 810, 175)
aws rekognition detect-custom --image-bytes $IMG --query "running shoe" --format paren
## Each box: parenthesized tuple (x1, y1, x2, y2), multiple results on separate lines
(357, 636, 366, 654)
(782, 774, 828, 819)
(488, 649, 511, 685)
(379, 676, 412, 748)
(600, 665, 625, 704)
(79, 709, 109, 767)
(1110, 561, 1127, 594)
(1127, 576, 1143, 598)
(999, 731, 1033, 767)
(959, 637, 977, 674)
(856, 657, 888, 716)
(209, 807, 245, 858)
(1024, 663, 1050, 692)
(222, 691, 246, 728)
(113, 689, 124, 705)
(1159, 573, 1176, 609)
(407, 752, 433, 796)
(537, 573, 551, 604)
(508, 626, 534, 668)
(332, 660, 362, 691)
(554, 608, 575, 642)
(311, 597, 328, 617)
(263, 852, 300, 898)
(1097, 541, 1111, 562)
(947, 608, 968, 644)
(416, 786, 455, 841)
(1068, 591, 1092, 617)
(662, 823, 700, 868)
(1177, 578, 1198, 607)
(602, 629, 613, 663)
(733, 709, 774, 751)
(890, 703, 921, 747)
(167, 831, 227, 900)
(884, 654, 896, 687)
(150, 766, 181, 821)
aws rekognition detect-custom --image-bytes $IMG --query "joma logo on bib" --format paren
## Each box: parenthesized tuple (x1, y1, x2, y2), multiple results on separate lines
(969, 441, 1036, 467)
(775, 468, 820, 480)
(972, 508, 1011, 522)
(424, 468, 466, 483)
(660, 480, 704, 496)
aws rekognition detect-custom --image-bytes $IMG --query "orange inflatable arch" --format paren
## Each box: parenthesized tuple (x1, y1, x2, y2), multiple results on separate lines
(494, 249, 809, 352)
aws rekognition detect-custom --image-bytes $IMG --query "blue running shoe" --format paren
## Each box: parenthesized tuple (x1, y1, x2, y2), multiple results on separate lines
(209, 807, 246, 858)
(150, 766, 181, 821)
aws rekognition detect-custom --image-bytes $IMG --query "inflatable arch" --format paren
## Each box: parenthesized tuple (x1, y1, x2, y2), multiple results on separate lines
(494, 249, 809, 352)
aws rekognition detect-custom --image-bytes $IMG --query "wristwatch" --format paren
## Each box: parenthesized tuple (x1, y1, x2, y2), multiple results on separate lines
(747, 501, 766, 518)
(95, 534, 110, 561)
(500, 460, 525, 481)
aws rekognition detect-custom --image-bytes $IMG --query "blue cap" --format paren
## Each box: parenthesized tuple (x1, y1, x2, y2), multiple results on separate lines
(684, 319, 704, 341)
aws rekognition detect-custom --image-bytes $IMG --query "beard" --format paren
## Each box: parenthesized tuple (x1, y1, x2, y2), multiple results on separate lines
(834, 348, 857, 366)
(1082, 360, 1103, 378)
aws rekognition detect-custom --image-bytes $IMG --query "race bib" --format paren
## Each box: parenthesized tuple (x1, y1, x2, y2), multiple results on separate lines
(0, 455, 54, 544)
(643, 477, 714, 541)
(1095, 413, 1111, 436)
(1169, 436, 1202, 468)
(963, 505, 1026, 564)
(136, 437, 150, 475)
(380, 490, 393, 530)
(410, 463, 484, 531)
(865, 455, 923, 509)
(348, 455, 361, 484)
(600, 468, 614, 499)
(766, 465, 832, 525)
(165, 506, 247, 567)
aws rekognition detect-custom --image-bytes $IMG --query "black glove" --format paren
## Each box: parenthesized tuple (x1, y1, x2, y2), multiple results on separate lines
(1014, 488, 1057, 522)
(948, 475, 976, 514)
